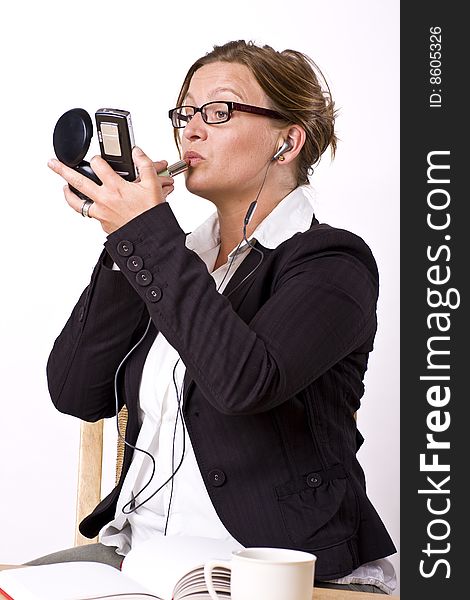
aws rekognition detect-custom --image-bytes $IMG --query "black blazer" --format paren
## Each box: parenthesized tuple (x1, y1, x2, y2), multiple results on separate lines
(47, 202, 396, 580)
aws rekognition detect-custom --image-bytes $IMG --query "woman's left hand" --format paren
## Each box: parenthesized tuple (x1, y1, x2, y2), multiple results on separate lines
(47, 146, 175, 234)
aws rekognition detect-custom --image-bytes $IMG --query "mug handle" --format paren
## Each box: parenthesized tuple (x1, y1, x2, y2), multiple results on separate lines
(203, 559, 232, 600)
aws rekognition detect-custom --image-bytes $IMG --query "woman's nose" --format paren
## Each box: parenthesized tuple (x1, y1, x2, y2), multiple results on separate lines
(183, 111, 208, 141)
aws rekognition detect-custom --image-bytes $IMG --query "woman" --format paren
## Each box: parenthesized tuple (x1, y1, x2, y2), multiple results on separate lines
(36, 40, 396, 593)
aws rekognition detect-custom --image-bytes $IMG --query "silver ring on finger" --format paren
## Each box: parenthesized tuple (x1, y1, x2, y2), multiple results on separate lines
(81, 199, 94, 218)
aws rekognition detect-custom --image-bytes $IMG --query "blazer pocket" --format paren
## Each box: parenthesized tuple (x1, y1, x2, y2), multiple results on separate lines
(276, 465, 360, 550)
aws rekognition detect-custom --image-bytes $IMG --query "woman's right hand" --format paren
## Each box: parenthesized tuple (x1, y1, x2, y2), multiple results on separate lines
(129, 159, 175, 201)
(147, 159, 176, 201)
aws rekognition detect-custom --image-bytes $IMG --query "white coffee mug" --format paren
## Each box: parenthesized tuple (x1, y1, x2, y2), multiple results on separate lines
(204, 547, 316, 600)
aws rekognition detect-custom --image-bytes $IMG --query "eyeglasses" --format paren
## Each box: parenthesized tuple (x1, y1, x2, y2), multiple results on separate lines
(168, 101, 285, 128)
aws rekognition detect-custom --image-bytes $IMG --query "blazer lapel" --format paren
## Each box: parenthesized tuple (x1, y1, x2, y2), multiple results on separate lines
(221, 241, 267, 307)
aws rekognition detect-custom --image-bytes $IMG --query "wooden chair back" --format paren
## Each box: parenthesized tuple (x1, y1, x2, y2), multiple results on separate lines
(74, 407, 128, 546)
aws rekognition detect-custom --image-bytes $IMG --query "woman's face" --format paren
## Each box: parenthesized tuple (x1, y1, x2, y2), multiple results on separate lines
(180, 61, 280, 204)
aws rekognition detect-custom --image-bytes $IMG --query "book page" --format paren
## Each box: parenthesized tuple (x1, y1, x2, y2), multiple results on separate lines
(0, 561, 160, 600)
(172, 566, 231, 600)
(121, 536, 241, 600)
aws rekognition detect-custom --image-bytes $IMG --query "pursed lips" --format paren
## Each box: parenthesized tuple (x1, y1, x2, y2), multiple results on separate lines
(183, 151, 204, 166)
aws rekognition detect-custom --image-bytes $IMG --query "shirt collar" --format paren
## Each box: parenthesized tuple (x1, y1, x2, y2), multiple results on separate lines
(185, 184, 316, 258)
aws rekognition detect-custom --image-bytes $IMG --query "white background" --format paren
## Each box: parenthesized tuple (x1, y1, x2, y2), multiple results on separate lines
(0, 0, 400, 593)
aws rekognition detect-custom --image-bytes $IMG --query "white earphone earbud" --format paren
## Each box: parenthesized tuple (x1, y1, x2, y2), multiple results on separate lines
(271, 140, 292, 161)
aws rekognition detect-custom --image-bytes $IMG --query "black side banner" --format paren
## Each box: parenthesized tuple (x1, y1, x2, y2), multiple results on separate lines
(401, 2, 466, 598)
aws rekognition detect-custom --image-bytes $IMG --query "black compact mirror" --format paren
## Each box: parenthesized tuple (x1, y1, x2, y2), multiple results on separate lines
(53, 108, 102, 199)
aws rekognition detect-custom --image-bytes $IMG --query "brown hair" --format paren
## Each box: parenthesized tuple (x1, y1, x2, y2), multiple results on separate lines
(174, 40, 337, 186)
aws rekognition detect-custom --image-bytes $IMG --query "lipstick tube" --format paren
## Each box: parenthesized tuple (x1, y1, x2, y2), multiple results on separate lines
(157, 160, 188, 177)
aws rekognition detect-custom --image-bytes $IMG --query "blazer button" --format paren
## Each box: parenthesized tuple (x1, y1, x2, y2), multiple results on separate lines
(306, 473, 322, 488)
(146, 286, 162, 303)
(136, 269, 153, 286)
(208, 469, 226, 487)
(117, 240, 134, 257)
(127, 255, 144, 272)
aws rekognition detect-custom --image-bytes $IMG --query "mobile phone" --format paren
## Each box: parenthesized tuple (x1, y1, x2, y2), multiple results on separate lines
(95, 108, 137, 181)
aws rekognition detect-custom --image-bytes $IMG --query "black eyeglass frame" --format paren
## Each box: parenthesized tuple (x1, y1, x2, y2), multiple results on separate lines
(168, 101, 285, 128)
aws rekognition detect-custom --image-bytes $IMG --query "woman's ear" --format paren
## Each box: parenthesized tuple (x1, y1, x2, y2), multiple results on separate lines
(272, 125, 305, 164)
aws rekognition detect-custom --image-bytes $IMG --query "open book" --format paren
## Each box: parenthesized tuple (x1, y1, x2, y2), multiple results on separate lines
(0, 536, 239, 600)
